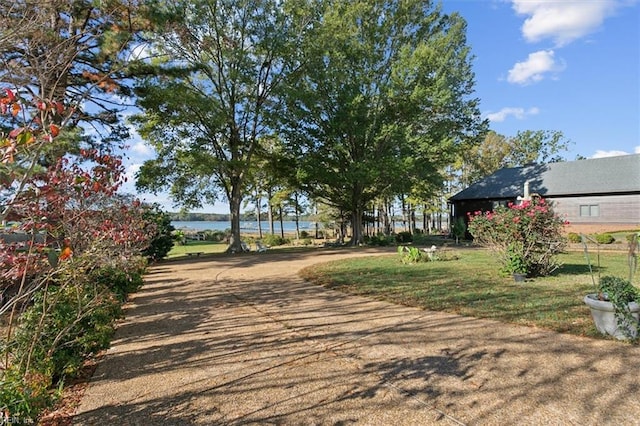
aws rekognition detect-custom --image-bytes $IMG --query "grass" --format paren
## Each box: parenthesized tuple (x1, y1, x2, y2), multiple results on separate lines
(167, 240, 228, 258)
(299, 249, 637, 340)
(166, 238, 322, 258)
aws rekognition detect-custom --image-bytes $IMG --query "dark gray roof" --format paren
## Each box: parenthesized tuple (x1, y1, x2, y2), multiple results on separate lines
(450, 154, 640, 201)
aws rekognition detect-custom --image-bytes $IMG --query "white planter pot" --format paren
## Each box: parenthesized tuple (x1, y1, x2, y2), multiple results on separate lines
(584, 294, 640, 340)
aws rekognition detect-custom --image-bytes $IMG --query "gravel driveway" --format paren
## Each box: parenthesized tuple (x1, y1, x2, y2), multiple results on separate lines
(74, 247, 640, 425)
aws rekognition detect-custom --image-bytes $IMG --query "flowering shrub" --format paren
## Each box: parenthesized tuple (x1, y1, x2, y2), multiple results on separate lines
(0, 89, 157, 420)
(467, 197, 567, 277)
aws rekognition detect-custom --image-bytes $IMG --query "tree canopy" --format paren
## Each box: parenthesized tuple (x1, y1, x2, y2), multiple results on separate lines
(0, 0, 148, 220)
(460, 129, 571, 186)
(131, 1, 575, 248)
(0, 0, 148, 144)
(133, 0, 311, 252)
(279, 0, 486, 244)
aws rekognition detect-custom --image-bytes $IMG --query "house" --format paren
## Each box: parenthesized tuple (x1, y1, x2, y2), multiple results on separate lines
(449, 154, 640, 235)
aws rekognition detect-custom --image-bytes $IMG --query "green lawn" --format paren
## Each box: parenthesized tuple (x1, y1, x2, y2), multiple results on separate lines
(299, 249, 636, 340)
(167, 240, 228, 258)
(166, 239, 318, 258)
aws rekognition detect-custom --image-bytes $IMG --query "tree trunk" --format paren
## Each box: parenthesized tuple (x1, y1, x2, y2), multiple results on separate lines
(422, 209, 427, 234)
(381, 201, 391, 235)
(401, 195, 407, 232)
(255, 195, 263, 239)
(350, 208, 364, 246)
(227, 181, 243, 253)
(267, 189, 275, 235)
(278, 206, 284, 239)
(294, 192, 300, 240)
(314, 203, 319, 239)
(410, 204, 416, 234)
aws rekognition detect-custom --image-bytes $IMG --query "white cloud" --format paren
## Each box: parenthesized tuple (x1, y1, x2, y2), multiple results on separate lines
(591, 149, 630, 158)
(511, 0, 619, 46)
(125, 163, 142, 179)
(635, 145, 640, 154)
(507, 50, 564, 85)
(485, 106, 540, 122)
(131, 141, 153, 156)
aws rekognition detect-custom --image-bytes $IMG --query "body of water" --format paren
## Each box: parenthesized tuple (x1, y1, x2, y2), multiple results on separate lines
(172, 220, 319, 234)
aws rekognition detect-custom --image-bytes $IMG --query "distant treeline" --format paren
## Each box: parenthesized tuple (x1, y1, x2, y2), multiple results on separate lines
(168, 212, 312, 222)
(168, 212, 231, 221)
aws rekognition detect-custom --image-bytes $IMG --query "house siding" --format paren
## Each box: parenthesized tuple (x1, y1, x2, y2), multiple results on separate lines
(551, 194, 640, 225)
(549, 194, 640, 233)
(449, 155, 640, 236)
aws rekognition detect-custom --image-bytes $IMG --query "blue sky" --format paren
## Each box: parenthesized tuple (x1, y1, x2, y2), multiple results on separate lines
(122, 0, 640, 212)
(442, 0, 639, 159)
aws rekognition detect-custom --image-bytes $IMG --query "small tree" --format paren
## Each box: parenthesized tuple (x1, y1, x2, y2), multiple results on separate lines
(467, 197, 567, 277)
(451, 217, 466, 245)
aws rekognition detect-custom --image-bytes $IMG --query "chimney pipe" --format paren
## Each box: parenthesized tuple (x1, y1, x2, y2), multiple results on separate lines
(524, 180, 531, 200)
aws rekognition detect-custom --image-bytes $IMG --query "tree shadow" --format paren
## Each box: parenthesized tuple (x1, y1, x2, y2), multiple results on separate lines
(552, 263, 612, 277)
(74, 249, 640, 426)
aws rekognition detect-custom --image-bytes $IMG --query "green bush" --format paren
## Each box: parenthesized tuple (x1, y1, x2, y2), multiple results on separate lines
(173, 229, 187, 245)
(262, 234, 289, 246)
(204, 230, 227, 241)
(142, 205, 175, 261)
(594, 233, 615, 244)
(626, 232, 640, 243)
(90, 266, 144, 302)
(411, 233, 432, 245)
(11, 281, 121, 383)
(300, 230, 309, 239)
(567, 232, 581, 243)
(1, 280, 121, 420)
(368, 234, 393, 246)
(452, 217, 466, 243)
(398, 246, 423, 264)
(395, 231, 413, 243)
(0, 369, 53, 422)
(1, 256, 145, 421)
(397, 245, 457, 263)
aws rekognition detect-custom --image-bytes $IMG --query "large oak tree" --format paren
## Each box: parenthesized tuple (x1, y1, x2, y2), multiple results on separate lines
(133, 0, 310, 252)
(280, 0, 486, 244)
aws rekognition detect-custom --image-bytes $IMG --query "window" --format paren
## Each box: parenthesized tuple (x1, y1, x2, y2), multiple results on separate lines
(580, 204, 599, 217)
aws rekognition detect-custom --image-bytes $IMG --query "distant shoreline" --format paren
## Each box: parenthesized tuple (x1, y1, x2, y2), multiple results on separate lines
(168, 212, 312, 222)
(171, 220, 319, 233)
